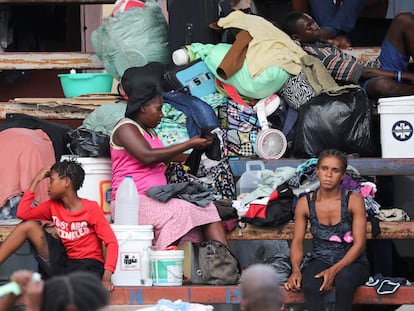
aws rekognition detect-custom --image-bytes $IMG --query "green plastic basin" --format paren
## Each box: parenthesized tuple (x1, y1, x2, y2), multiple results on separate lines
(58, 73, 113, 98)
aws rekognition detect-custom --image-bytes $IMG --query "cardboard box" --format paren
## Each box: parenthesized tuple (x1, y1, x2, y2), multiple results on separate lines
(377, 95, 414, 158)
(178, 242, 204, 284)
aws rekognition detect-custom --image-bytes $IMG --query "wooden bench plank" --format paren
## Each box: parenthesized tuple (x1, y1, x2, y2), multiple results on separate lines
(229, 158, 414, 177)
(227, 221, 414, 240)
(0, 102, 94, 120)
(1, 221, 413, 243)
(344, 47, 380, 63)
(284, 285, 414, 305)
(0, 48, 381, 72)
(0, 0, 115, 4)
(0, 52, 104, 70)
(109, 285, 414, 305)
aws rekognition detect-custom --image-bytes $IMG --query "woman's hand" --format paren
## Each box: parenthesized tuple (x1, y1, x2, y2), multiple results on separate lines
(188, 135, 214, 150)
(24, 279, 44, 311)
(284, 271, 302, 292)
(7, 270, 44, 311)
(10, 270, 33, 292)
(315, 267, 336, 293)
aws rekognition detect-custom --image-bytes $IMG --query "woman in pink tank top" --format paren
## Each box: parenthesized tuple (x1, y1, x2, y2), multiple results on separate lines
(110, 63, 229, 250)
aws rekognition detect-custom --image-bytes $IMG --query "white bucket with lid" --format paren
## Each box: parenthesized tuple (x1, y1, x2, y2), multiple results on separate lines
(61, 155, 112, 222)
(111, 225, 154, 286)
(377, 96, 414, 158)
(150, 250, 184, 286)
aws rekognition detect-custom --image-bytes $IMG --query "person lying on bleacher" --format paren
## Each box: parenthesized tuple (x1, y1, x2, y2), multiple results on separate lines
(281, 11, 414, 99)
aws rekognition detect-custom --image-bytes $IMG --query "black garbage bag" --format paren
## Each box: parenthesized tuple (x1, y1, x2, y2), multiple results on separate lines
(68, 128, 110, 158)
(292, 87, 378, 157)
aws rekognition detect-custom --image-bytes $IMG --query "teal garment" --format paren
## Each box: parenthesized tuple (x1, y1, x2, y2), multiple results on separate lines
(296, 158, 318, 175)
(201, 92, 228, 112)
(81, 103, 126, 136)
(189, 43, 291, 99)
(241, 166, 296, 205)
(156, 103, 189, 149)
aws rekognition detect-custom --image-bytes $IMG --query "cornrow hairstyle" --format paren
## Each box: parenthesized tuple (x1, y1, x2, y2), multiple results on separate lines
(280, 11, 306, 36)
(41, 271, 109, 311)
(51, 160, 85, 191)
(318, 149, 348, 173)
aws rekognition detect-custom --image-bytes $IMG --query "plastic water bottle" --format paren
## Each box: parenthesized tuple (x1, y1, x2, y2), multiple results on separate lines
(236, 160, 265, 196)
(140, 247, 152, 286)
(114, 176, 139, 225)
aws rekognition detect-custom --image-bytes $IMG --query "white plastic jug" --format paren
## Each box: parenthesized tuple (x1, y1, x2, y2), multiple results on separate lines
(236, 160, 266, 196)
(114, 176, 139, 225)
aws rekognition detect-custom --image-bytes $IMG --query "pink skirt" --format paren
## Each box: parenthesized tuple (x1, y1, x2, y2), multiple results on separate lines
(112, 195, 221, 250)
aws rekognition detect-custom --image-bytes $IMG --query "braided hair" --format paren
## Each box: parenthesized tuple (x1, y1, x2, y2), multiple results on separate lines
(41, 271, 109, 311)
(51, 159, 85, 191)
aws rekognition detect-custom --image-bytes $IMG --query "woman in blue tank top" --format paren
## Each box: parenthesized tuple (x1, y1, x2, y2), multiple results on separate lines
(284, 149, 369, 311)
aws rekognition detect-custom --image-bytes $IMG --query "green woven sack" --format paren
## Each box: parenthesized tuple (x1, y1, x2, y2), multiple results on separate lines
(91, 0, 169, 80)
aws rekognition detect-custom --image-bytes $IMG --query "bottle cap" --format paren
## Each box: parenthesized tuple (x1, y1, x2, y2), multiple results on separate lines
(172, 48, 190, 66)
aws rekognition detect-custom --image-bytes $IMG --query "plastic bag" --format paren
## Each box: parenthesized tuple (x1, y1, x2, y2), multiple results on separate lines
(91, 0, 169, 80)
(292, 87, 378, 157)
(68, 128, 110, 158)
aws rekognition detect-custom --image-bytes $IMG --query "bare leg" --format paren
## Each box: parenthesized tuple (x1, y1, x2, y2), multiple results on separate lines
(385, 12, 414, 57)
(367, 76, 414, 98)
(203, 221, 229, 248)
(0, 221, 49, 265)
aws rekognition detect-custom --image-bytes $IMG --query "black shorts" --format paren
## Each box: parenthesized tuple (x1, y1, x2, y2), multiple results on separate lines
(29, 227, 104, 279)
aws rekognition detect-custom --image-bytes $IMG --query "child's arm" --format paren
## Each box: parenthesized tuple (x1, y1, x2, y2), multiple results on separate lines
(101, 270, 114, 292)
(17, 166, 53, 220)
(28, 167, 51, 192)
(92, 204, 119, 292)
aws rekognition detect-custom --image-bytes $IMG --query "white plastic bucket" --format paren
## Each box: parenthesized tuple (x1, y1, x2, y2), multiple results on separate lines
(111, 225, 154, 286)
(61, 156, 112, 222)
(377, 96, 414, 158)
(151, 250, 184, 286)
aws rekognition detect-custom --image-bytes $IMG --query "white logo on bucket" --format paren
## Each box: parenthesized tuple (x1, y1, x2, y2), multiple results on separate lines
(392, 121, 413, 141)
(121, 253, 139, 271)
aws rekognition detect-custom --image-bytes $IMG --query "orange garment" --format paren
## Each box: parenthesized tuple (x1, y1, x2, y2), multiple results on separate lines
(0, 128, 55, 207)
(217, 30, 253, 80)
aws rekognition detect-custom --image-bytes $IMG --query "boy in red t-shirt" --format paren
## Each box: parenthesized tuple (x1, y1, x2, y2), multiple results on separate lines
(0, 160, 118, 292)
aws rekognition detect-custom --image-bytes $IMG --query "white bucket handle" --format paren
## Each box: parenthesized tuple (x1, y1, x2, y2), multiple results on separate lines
(152, 258, 182, 282)
(117, 231, 134, 247)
